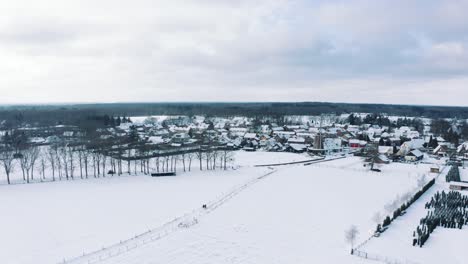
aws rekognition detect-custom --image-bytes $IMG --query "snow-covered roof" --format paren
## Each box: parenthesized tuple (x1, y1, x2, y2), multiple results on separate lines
(288, 137, 306, 143)
(403, 139, 425, 150)
(244, 133, 257, 139)
(457, 142, 468, 153)
(378, 146, 393, 154)
(449, 181, 468, 187)
(378, 154, 390, 162)
(288, 143, 308, 151)
(408, 149, 423, 157)
(148, 136, 164, 144)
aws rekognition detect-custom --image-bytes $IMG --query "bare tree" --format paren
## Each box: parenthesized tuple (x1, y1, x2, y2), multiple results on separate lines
(187, 152, 195, 171)
(46, 146, 57, 181)
(345, 225, 359, 253)
(155, 155, 160, 173)
(39, 152, 47, 180)
(180, 152, 186, 172)
(221, 149, 234, 170)
(102, 154, 107, 177)
(211, 150, 219, 170)
(55, 146, 63, 180)
(77, 146, 84, 179)
(19, 146, 40, 183)
(204, 151, 212, 170)
(68, 146, 75, 179)
(0, 146, 15, 184)
(372, 212, 383, 226)
(196, 149, 203, 171)
(93, 152, 101, 177)
(59, 145, 69, 180)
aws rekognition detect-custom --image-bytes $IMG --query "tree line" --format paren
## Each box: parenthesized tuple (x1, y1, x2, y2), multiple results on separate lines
(0, 128, 235, 185)
(1, 102, 468, 127)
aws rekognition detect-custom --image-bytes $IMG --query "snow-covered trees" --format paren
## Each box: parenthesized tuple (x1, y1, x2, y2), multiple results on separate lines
(446, 165, 460, 182)
(413, 191, 468, 247)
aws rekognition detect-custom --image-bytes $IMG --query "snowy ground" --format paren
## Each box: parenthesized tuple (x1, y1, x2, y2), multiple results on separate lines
(91, 157, 435, 264)
(360, 167, 468, 264)
(233, 151, 314, 166)
(0, 153, 444, 264)
(0, 151, 308, 264)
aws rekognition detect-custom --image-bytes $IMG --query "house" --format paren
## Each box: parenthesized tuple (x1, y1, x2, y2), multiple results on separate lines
(405, 149, 424, 161)
(171, 133, 190, 144)
(229, 127, 248, 137)
(243, 133, 258, 140)
(378, 146, 394, 156)
(349, 139, 361, 148)
(397, 139, 425, 156)
(349, 139, 367, 149)
(433, 144, 449, 157)
(457, 142, 468, 159)
(148, 136, 165, 145)
(285, 143, 308, 153)
(323, 138, 342, 153)
(273, 131, 296, 138)
(242, 146, 256, 152)
(269, 142, 284, 152)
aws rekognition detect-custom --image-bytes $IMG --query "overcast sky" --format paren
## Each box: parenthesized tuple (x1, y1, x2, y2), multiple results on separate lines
(1, 0, 467, 105)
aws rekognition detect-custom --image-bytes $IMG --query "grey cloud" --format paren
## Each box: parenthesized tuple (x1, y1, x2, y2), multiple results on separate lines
(0, 0, 467, 105)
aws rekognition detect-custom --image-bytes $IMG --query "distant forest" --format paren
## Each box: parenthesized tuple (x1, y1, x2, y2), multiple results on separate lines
(1, 102, 468, 126)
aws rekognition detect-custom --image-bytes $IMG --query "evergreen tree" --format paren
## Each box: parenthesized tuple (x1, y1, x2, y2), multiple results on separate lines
(379, 138, 385, 146)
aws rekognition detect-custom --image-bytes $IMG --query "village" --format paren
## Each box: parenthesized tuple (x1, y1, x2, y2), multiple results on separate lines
(0, 113, 466, 185)
(1, 112, 468, 264)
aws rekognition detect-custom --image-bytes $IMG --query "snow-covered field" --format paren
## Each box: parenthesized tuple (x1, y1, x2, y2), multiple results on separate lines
(0, 153, 445, 264)
(233, 151, 314, 166)
(0, 151, 308, 264)
(360, 168, 468, 264)
(92, 157, 434, 264)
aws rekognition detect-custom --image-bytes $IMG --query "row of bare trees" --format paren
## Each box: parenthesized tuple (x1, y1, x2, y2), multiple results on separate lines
(0, 142, 236, 184)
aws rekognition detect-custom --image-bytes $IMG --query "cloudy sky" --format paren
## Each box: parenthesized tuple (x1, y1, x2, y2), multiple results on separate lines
(1, 0, 467, 105)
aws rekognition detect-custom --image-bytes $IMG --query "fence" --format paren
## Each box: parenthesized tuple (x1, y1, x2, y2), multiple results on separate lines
(351, 165, 449, 264)
(353, 250, 420, 264)
(60, 155, 347, 263)
(254, 157, 325, 167)
(59, 168, 278, 264)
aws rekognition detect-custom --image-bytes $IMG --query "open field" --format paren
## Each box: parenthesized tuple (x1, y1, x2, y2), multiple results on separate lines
(0, 153, 444, 264)
(0, 151, 315, 264)
(92, 157, 436, 264)
(0, 167, 270, 263)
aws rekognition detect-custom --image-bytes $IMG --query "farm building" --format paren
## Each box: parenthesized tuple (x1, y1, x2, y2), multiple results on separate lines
(405, 150, 424, 161)
(449, 181, 468, 191)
